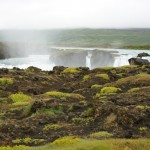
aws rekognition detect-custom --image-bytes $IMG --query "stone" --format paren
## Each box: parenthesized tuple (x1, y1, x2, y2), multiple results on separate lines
(128, 58, 149, 65)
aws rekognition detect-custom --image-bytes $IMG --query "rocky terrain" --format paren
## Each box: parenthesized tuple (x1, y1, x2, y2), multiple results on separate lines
(0, 65, 150, 146)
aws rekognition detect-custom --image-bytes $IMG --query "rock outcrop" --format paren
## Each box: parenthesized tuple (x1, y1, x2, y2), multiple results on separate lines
(128, 58, 150, 65)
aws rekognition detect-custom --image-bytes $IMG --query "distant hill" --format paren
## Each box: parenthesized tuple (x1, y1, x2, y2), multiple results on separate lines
(0, 28, 150, 49)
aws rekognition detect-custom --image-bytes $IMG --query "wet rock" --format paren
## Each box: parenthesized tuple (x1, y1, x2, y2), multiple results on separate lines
(137, 52, 150, 58)
(128, 58, 150, 65)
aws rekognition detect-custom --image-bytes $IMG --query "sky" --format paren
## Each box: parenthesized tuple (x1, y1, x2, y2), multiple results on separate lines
(0, 0, 150, 29)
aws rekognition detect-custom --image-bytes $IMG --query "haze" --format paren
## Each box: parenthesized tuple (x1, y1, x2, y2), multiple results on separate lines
(0, 0, 150, 29)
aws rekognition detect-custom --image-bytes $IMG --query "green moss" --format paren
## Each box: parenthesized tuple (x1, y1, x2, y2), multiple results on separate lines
(9, 93, 32, 105)
(95, 74, 110, 80)
(43, 124, 61, 131)
(83, 75, 91, 81)
(100, 87, 122, 95)
(91, 84, 101, 89)
(45, 91, 85, 101)
(81, 108, 94, 117)
(72, 117, 94, 125)
(89, 131, 113, 139)
(52, 136, 81, 145)
(62, 67, 81, 74)
(0, 78, 13, 86)
(12, 137, 45, 145)
(34, 107, 64, 117)
(136, 105, 150, 110)
(139, 127, 148, 131)
(127, 88, 140, 93)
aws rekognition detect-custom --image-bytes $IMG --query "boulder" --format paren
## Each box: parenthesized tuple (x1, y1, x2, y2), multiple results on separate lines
(137, 52, 150, 58)
(128, 58, 150, 65)
(53, 66, 67, 74)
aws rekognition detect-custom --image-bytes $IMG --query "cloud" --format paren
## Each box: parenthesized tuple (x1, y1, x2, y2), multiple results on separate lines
(0, 0, 150, 29)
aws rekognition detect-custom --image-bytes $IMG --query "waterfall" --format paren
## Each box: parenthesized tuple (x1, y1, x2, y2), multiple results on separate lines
(86, 52, 92, 69)
(113, 54, 133, 67)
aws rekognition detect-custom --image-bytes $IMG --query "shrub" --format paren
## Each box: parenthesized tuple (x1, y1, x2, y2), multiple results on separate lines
(0, 78, 13, 86)
(52, 136, 81, 145)
(9, 93, 32, 105)
(100, 87, 122, 95)
(95, 74, 110, 80)
(89, 131, 113, 139)
(62, 67, 81, 74)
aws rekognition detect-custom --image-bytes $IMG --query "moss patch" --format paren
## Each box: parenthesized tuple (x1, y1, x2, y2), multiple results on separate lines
(0, 78, 13, 86)
(100, 87, 122, 95)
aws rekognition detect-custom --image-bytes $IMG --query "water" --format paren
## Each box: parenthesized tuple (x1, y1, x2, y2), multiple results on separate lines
(0, 48, 150, 70)
(0, 55, 55, 70)
(86, 51, 92, 69)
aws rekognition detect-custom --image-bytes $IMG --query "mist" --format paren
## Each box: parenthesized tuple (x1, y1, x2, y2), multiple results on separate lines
(0, 0, 150, 29)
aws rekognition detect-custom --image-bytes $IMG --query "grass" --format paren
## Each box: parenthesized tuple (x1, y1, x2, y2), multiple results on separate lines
(0, 138, 150, 150)
(0, 78, 13, 86)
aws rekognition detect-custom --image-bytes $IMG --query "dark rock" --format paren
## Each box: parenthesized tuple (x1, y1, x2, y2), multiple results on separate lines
(79, 67, 89, 71)
(124, 130, 133, 138)
(128, 58, 149, 65)
(137, 52, 150, 58)
(27, 88, 39, 95)
(53, 66, 67, 74)
(27, 66, 42, 72)
(30, 100, 47, 113)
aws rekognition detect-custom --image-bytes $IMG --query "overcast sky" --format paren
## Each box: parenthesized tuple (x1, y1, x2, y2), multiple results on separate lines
(0, 0, 150, 29)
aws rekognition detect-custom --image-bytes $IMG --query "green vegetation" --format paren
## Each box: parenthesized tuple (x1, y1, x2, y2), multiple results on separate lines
(0, 78, 13, 86)
(43, 124, 62, 131)
(139, 127, 148, 131)
(45, 91, 85, 101)
(128, 87, 140, 93)
(89, 131, 113, 139)
(9, 93, 32, 105)
(83, 75, 91, 81)
(34, 107, 64, 117)
(12, 137, 45, 145)
(52, 137, 81, 145)
(95, 74, 110, 80)
(62, 67, 81, 74)
(91, 84, 101, 89)
(0, 139, 150, 150)
(100, 87, 122, 94)
(81, 108, 94, 117)
(72, 117, 94, 125)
